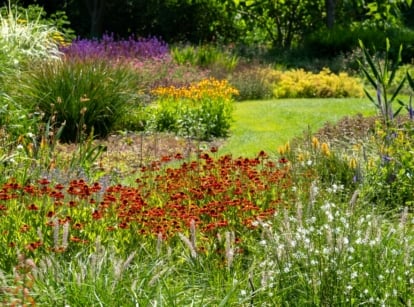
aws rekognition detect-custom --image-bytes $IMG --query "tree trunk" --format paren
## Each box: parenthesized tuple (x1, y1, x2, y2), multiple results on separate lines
(325, 0, 336, 29)
(84, 0, 105, 38)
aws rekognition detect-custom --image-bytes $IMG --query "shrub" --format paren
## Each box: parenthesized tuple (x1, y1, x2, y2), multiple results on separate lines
(303, 24, 414, 63)
(150, 78, 238, 140)
(271, 68, 364, 98)
(16, 59, 140, 142)
(303, 26, 357, 58)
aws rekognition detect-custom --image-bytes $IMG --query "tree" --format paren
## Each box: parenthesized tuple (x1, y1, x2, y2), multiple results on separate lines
(235, 0, 324, 48)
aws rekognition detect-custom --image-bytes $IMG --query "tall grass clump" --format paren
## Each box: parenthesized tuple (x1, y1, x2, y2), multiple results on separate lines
(0, 1, 70, 183)
(16, 59, 140, 142)
(0, 1, 62, 81)
(229, 66, 273, 101)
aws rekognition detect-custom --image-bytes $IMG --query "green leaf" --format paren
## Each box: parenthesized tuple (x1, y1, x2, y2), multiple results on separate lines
(389, 76, 406, 103)
(393, 105, 403, 118)
(407, 72, 414, 89)
(360, 63, 378, 90)
(359, 40, 381, 84)
(364, 89, 379, 108)
(386, 37, 390, 53)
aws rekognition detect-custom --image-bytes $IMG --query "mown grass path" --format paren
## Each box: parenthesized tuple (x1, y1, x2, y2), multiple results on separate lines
(219, 98, 375, 157)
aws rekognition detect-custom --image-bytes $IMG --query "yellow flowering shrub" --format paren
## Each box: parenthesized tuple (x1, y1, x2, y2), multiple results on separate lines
(150, 78, 238, 140)
(269, 68, 364, 98)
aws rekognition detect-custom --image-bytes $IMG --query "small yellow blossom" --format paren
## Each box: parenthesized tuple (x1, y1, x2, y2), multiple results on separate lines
(312, 137, 320, 149)
(349, 157, 357, 169)
(278, 142, 290, 155)
(321, 142, 331, 156)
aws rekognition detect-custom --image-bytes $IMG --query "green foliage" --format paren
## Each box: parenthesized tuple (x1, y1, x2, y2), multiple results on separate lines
(0, 146, 413, 305)
(363, 0, 410, 30)
(16, 59, 140, 142)
(235, 0, 324, 49)
(271, 68, 364, 98)
(355, 25, 414, 62)
(303, 26, 357, 58)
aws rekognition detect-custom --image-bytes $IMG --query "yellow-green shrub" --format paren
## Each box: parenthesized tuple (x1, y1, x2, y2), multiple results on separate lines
(270, 68, 364, 98)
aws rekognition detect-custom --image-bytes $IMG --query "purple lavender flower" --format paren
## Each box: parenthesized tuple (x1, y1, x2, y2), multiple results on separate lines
(61, 33, 169, 61)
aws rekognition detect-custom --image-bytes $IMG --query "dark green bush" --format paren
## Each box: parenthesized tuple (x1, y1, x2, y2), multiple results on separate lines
(303, 25, 414, 64)
(303, 26, 357, 58)
(17, 59, 140, 142)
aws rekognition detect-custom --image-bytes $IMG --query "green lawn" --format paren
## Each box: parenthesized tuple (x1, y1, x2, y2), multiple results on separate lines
(219, 98, 375, 157)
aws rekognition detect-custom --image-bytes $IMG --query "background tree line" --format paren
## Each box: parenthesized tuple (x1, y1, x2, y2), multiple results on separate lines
(2, 0, 414, 59)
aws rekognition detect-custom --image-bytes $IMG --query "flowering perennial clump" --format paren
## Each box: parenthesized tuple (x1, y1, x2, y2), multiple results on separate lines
(150, 78, 239, 139)
(61, 33, 169, 61)
(152, 78, 239, 101)
(0, 150, 293, 267)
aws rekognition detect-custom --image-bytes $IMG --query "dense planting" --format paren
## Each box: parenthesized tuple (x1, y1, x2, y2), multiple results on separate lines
(0, 151, 292, 268)
(61, 33, 169, 61)
(0, 6, 413, 306)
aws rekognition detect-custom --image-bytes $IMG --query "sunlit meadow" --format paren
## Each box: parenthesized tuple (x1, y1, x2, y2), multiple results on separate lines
(0, 13, 413, 306)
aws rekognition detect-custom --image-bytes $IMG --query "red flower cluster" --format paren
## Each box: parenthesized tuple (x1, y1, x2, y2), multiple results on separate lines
(0, 151, 293, 252)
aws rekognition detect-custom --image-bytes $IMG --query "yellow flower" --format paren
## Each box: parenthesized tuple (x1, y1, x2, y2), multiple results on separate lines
(367, 157, 376, 169)
(284, 142, 290, 153)
(297, 152, 305, 161)
(352, 143, 362, 152)
(349, 157, 357, 169)
(321, 142, 331, 156)
(312, 137, 320, 149)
